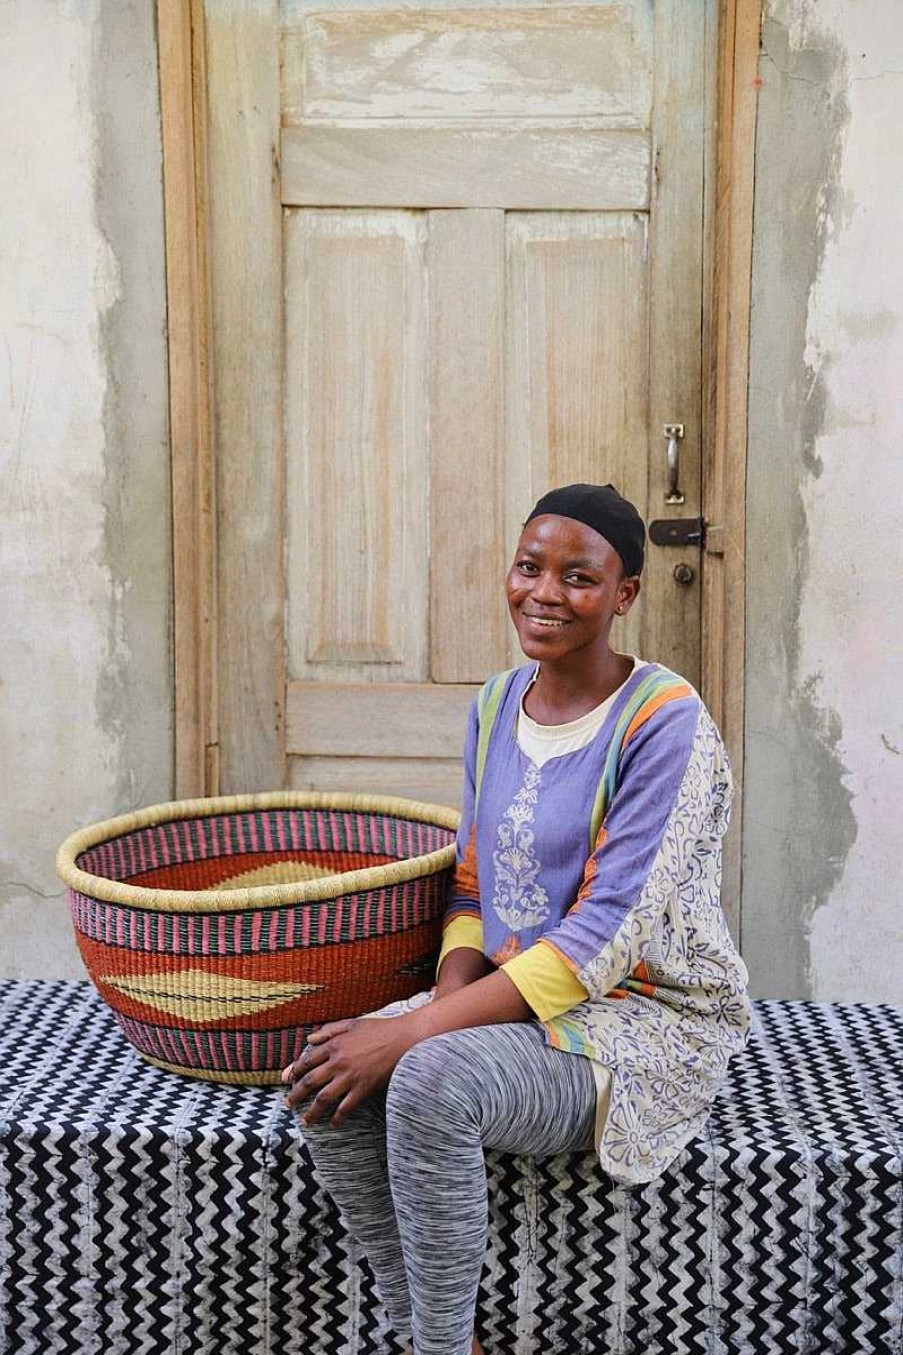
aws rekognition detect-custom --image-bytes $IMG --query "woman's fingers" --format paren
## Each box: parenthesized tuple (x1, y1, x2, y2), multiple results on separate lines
(280, 1041, 329, 1084)
(306, 1019, 354, 1045)
(284, 1065, 334, 1111)
(299, 1088, 335, 1126)
(300, 1076, 350, 1126)
(329, 1089, 362, 1128)
(279, 1020, 355, 1083)
(301, 1065, 365, 1127)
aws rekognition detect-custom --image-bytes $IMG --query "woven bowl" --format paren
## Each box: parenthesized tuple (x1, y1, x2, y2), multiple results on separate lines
(56, 793, 459, 1084)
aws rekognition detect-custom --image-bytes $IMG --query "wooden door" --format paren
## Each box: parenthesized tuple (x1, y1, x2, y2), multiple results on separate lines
(203, 0, 710, 806)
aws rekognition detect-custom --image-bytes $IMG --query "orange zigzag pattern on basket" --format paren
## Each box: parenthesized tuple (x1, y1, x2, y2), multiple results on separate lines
(77, 925, 440, 1030)
(124, 848, 395, 892)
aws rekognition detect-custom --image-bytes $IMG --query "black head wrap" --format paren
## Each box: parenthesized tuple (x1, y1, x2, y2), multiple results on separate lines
(524, 483, 645, 577)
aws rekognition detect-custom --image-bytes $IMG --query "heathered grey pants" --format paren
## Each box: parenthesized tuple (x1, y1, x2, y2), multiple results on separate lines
(300, 1021, 597, 1355)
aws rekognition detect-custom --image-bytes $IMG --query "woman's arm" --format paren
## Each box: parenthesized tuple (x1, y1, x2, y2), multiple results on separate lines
(434, 943, 491, 998)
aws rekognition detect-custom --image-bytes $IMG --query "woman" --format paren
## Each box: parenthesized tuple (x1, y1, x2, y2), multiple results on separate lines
(283, 483, 751, 1355)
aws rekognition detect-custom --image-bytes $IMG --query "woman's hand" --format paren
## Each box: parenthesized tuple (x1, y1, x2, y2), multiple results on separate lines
(281, 1016, 417, 1127)
(282, 966, 531, 1128)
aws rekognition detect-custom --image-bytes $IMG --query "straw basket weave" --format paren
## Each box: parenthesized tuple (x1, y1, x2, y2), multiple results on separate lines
(56, 793, 459, 1085)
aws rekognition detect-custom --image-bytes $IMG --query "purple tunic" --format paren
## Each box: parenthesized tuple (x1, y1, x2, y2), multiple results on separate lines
(444, 662, 751, 1183)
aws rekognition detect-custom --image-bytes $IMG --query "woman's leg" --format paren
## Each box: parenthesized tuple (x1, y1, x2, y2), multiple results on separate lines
(301, 1092, 414, 1339)
(385, 1023, 596, 1355)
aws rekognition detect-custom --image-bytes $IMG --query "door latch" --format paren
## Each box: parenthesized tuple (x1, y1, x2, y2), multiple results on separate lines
(648, 517, 706, 549)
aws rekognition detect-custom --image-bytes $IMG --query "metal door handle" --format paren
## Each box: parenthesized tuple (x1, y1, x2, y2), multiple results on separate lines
(664, 423, 685, 504)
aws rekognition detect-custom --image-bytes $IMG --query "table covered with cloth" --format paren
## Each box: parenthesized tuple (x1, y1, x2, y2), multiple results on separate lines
(0, 981, 901, 1355)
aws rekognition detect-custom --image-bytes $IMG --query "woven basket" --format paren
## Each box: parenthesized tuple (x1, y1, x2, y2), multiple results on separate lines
(56, 793, 459, 1085)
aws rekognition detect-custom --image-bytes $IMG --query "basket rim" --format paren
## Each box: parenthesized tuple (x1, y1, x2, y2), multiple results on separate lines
(56, 791, 460, 914)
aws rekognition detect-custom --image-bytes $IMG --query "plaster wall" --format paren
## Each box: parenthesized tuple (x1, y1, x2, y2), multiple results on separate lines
(0, 1, 172, 977)
(2, 0, 901, 1001)
(744, 0, 903, 999)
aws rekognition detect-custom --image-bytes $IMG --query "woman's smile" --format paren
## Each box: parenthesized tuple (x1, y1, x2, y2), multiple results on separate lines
(523, 613, 572, 630)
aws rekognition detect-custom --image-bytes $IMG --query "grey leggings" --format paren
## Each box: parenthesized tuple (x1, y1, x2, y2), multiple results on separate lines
(300, 1021, 597, 1355)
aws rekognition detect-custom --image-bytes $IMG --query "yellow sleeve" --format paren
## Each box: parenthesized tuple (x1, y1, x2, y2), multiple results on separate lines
(502, 939, 589, 1021)
(436, 914, 484, 975)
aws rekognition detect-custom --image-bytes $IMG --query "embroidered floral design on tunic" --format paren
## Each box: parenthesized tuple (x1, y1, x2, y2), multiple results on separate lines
(490, 763, 550, 931)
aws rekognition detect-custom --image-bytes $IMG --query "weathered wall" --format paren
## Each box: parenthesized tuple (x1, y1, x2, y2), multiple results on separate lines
(0, 1, 172, 977)
(3, 1, 901, 999)
(744, 0, 903, 999)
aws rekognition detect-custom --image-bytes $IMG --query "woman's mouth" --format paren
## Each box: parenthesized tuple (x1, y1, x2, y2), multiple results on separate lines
(523, 614, 570, 630)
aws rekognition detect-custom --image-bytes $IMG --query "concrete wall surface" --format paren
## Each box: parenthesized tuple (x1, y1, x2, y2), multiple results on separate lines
(0, 1, 172, 977)
(744, 0, 903, 999)
(2, 1, 902, 1000)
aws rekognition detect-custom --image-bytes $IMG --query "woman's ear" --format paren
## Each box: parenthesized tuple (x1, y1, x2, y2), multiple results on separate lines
(616, 576, 641, 616)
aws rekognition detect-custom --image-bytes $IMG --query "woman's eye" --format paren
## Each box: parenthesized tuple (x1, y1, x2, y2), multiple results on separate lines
(517, 560, 538, 574)
(566, 574, 594, 585)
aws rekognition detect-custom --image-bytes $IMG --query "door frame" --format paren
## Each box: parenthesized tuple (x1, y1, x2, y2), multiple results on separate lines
(157, 0, 762, 932)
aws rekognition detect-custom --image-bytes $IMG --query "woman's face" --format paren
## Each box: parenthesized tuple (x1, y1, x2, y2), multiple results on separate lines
(505, 514, 640, 663)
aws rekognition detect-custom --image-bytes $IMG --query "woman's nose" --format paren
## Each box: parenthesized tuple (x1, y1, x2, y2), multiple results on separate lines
(531, 571, 563, 604)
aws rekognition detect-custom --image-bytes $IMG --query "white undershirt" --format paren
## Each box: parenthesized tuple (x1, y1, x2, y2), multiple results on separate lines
(516, 658, 648, 768)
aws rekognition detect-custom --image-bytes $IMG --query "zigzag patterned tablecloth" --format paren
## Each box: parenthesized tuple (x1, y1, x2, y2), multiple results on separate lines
(0, 982, 901, 1355)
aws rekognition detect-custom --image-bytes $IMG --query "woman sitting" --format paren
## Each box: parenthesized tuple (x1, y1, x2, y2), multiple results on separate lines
(283, 482, 751, 1355)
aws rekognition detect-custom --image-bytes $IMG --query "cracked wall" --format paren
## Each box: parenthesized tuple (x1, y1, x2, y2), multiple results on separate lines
(0, 1, 171, 977)
(744, 0, 903, 999)
(2, 1, 902, 997)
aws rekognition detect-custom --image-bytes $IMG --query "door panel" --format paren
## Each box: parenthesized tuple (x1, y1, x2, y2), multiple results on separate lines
(284, 210, 429, 682)
(282, 5, 652, 124)
(288, 757, 464, 809)
(504, 211, 647, 668)
(286, 682, 473, 759)
(205, 1, 284, 794)
(204, 0, 706, 804)
(429, 209, 508, 683)
(281, 127, 651, 210)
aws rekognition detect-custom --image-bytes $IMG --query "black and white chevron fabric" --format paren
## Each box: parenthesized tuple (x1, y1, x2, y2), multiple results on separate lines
(0, 982, 900, 1354)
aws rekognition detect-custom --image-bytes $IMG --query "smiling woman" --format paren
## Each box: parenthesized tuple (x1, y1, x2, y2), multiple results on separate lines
(283, 483, 751, 1355)
(506, 489, 643, 722)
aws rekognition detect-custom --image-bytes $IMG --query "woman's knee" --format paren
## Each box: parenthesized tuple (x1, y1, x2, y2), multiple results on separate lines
(386, 1032, 482, 1131)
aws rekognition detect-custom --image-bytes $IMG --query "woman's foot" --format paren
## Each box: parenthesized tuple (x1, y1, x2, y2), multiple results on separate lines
(472, 1337, 486, 1355)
